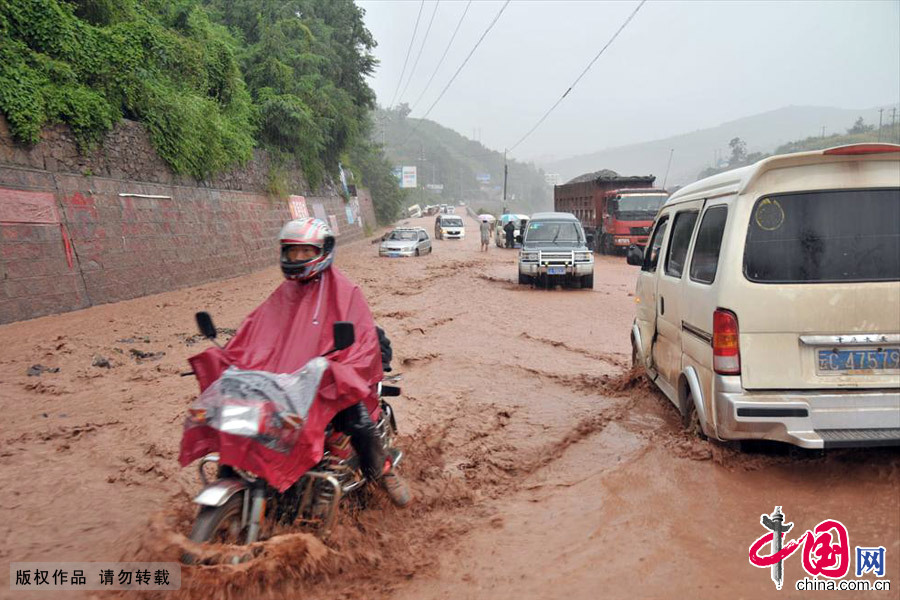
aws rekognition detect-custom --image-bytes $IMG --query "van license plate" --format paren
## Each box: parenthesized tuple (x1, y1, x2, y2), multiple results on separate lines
(547, 266, 565, 275)
(817, 348, 900, 374)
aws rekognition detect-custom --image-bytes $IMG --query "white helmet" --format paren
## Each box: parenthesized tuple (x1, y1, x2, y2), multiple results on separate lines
(278, 218, 336, 282)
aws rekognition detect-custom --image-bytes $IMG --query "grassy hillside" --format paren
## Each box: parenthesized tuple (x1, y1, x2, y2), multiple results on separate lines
(378, 106, 552, 215)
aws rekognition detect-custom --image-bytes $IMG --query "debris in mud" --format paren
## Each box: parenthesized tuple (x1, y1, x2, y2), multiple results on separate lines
(26, 364, 59, 376)
(92, 355, 112, 368)
(182, 328, 236, 346)
(117, 336, 151, 344)
(130, 348, 166, 362)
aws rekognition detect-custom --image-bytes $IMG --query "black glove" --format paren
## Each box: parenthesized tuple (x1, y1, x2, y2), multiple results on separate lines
(376, 326, 393, 372)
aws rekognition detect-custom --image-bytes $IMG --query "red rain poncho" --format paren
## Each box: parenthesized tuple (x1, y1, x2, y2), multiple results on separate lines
(178, 267, 383, 491)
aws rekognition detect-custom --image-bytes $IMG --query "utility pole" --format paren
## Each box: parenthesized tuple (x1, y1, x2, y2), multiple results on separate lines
(662, 148, 675, 189)
(878, 108, 884, 142)
(502, 148, 508, 213)
(821, 125, 826, 139)
(891, 108, 898, 142)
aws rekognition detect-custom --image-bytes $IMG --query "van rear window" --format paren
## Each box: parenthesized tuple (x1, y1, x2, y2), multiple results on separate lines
(744, 189, 900, 283)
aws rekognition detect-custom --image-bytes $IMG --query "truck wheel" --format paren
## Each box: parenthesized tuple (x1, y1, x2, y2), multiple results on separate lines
(581, 274, 594, 289)
(518, 273, 530, 285)
(602, 235, 614, 255)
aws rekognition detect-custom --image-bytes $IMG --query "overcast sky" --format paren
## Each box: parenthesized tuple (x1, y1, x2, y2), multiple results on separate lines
(358, 0, 900, 162)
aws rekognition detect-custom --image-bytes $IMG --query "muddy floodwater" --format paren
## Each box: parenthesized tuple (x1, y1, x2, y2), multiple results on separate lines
(1, 214, 897, 600)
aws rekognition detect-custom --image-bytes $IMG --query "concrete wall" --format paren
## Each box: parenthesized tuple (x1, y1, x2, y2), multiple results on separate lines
(0, 116, 376, 324)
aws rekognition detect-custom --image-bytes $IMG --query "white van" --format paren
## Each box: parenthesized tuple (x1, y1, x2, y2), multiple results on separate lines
(435, 214, 465, 239)
(627, 144, 900, 449)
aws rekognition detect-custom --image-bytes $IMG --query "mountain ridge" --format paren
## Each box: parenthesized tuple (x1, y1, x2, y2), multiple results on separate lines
(541, 103, 899, 186)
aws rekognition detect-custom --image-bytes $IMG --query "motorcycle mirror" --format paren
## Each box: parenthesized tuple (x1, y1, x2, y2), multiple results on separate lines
(195, 312, 217, 339)
(332, 322, 355, 352)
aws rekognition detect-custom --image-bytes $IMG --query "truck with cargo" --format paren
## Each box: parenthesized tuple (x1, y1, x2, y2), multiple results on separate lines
(553, 173, 668, 254)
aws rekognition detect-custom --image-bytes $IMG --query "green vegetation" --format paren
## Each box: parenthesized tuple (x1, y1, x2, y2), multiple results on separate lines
(378, 105, 552, 215)
(773, 121, 899, 155)
(0, 0, 254, 178)
(697, 117, 900, 180)
(0, 0, 404, 222)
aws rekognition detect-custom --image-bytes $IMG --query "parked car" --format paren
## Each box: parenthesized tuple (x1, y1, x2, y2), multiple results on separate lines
(496, 213, 529, 248)
(407, 204, 422, 218)
(518, 212, 593, 288)
(434, 214, 465, 239)
(627, 143, 900, 449)
(379, 227, 432, 257)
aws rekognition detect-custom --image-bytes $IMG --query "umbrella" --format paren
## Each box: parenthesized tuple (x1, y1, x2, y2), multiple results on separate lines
(478, 214, 495, 222)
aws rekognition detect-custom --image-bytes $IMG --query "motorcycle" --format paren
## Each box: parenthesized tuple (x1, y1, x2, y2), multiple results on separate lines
(179, 312, 404, 558)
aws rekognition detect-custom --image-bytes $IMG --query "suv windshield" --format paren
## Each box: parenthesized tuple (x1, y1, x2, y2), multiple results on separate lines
(615, 194, 667, 219)
(525, 221, 583, 244)
(442, 218, 463, 227)
(744, 188, 900, 283)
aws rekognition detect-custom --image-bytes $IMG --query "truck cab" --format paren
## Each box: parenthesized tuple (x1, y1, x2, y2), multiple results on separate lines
(597, 188, 668, 254)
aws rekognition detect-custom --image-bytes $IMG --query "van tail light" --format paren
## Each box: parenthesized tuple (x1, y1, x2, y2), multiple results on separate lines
(713, 309, 741, 375)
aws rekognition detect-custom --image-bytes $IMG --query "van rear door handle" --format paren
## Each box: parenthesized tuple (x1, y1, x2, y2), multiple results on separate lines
(660, 296, 665, 315)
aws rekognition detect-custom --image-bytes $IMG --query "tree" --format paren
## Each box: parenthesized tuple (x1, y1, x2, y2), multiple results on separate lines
(728, 137, 747, 165)
(847, 117, 873, 135)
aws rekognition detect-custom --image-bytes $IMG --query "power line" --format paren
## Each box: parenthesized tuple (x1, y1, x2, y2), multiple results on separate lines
(388, 0, 425, 109)
(398, 1, 441, 105)
(416, 0, 511, 122)
(508, 0, 646, 153)
(409, 1, 472, 112)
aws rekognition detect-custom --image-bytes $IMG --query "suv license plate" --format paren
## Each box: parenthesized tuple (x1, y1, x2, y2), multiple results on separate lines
(547, 266, 565, 275)
(817, 348, 900, 374)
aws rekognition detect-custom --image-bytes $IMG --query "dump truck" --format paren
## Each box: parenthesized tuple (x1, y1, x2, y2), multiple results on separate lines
(553, 172, 668, 253)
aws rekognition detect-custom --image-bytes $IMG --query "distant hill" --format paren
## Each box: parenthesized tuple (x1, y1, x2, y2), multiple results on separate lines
(378, 106, 553, 215)
(542, 104, 899, 187)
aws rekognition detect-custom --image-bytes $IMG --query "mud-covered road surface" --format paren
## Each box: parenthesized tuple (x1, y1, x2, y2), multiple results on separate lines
(2, 214, 898, 599)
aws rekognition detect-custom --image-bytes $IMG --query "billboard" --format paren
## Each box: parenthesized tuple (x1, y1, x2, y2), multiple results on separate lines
(425, 183, 444, 192)
(476, 173, 491, 184)
(401, 166, 417, 188)
(288, 195, 309, 219)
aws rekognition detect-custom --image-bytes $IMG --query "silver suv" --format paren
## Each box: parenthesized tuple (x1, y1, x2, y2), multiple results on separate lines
(518, 212, 594, 288)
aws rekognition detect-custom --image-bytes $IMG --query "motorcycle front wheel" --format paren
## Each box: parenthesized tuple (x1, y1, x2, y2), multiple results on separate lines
(182, 495, 247, 563)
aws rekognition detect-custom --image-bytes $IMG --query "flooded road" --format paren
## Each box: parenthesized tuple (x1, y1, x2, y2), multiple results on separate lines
(1, 214, 897, 599)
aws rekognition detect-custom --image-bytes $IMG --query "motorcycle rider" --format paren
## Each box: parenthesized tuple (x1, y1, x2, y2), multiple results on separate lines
(190, 218, 411, 507)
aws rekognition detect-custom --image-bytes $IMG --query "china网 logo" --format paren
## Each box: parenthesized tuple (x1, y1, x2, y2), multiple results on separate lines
(748, 506, 890, 592)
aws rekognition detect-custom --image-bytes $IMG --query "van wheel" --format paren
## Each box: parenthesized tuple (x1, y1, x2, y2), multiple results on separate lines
(581, 274, 594, 289)
(518, 273, 530, 285)
(631, 339, 639, 369)
(682, 391, 707, 440)
(415, 249, 420, 257)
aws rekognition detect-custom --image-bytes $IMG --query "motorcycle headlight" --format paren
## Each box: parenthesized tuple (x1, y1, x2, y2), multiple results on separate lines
(217, 404, 263, 436)
(575, 252, 593, 262)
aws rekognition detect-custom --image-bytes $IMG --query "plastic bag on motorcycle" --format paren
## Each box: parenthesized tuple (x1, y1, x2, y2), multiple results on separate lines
(182, 358, 328, 458)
